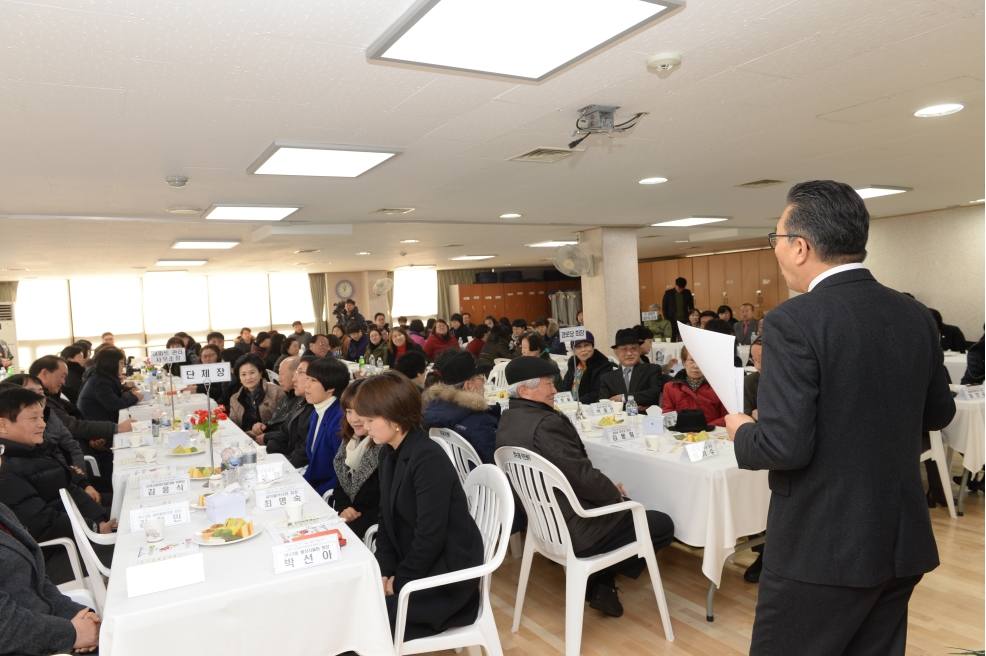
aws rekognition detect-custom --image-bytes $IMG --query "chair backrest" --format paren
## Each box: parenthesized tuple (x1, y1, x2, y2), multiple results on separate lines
(463, 465, 515, 579)
(494, 446, 578, 560)
(58, 489, 108, 614)
(429, 428, 482, 487)
(489, 361, 509, 389)
(363, 524, 378, 553)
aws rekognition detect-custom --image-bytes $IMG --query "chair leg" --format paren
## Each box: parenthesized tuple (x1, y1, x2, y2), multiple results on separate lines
(930, 431, 957, 518)
(466, 646, 482, 656)
(564, 564, 588, 656)
(511, 535, 535, 633)
(478, 598, 504, 656)
(509, 532, 523, 558)
(644, 550, 675, 642)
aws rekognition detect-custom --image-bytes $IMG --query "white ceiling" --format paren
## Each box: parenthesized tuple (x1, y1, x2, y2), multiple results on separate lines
(0, 0, 982, 279)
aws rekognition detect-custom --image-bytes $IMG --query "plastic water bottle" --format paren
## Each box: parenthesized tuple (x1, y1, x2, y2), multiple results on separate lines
(151, 408, 162, 438)
(656, 351, 665, 365)
(220, 445, 233, 487)
(239, 441, 258, 489)
(376, 357, 383, 369)
(626, 395, 639, 418)
(228, 441, 243, 484)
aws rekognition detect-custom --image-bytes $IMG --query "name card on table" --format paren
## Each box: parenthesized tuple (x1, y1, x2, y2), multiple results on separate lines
(558, 327, 587, 343)
(684, 439, 720, 463)
(585, 401, 615, 417)
(273, 534, 342, 575)
(603, 425, 638, 444)
(126, 539, 204, 598)
(140, 475, 191, 499)
(149, 348, 185, 365)
(957, 385, 985, 401)
(256, 484, 307, 510)
(553, 391, 574, 404)
(180, 363, 232, 385)
(129, 500, 191, 533)
(641, 311, 659, 321)
(257, 461, 287, 484)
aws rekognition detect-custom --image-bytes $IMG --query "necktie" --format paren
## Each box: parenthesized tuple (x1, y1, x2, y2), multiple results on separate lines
(623, 366, 632, 391)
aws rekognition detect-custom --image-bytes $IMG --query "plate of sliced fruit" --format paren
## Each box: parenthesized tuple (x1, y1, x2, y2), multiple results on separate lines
(188, 466, 215, 479)
(190, 492, 215, 510)
(168, 445, 204, 457)
(192, 518, 260, 546)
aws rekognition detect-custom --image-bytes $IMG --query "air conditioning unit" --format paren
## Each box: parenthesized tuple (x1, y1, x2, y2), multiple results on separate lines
(0, 303, 17, 372)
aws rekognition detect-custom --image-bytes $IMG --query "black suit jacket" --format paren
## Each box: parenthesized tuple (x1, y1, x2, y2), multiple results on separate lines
(375, 429, 484, 632)
(597, 361, 670, 407)
(662, 287, 694, 323)
(735, 268, 955, 587)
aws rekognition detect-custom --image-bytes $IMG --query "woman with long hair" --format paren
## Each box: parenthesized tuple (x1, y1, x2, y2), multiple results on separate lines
(385, 326, 425, 367)
(423, 318, 457, 359)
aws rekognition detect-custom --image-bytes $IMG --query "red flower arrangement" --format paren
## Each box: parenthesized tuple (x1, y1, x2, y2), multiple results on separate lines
(190, 405, 227, 438)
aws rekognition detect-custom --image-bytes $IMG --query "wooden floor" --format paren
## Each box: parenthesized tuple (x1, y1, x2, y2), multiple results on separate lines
(427, 460, 985, 656)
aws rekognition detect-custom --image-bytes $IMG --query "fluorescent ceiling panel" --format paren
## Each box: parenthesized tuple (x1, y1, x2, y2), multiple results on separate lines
(203, 205, 301, 221)
(172, 241, 240, 249)
(368, 0, 681, 82)
(156, 259, 206, 266)
(248, 142, 403, 177)
(450, 255, 496, 260)
(854, 186, 911, 199)
(528, 240, 578, 247)
(914, 103, 964, 117)
(651, 217, 728, 227)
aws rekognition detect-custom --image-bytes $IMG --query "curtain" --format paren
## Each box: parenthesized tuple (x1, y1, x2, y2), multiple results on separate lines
(0, 281, 17, 303)
(436, 269, 492, 320)
(308, 273, 328, 335)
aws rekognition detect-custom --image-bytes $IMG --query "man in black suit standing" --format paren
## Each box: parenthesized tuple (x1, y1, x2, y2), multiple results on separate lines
(661, 277, 694, 342)
(598, 329, 670, 409)
(726, 180, 955, 655)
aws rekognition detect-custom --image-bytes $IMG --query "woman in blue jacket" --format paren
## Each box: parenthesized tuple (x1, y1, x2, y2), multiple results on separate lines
(77, 347, 142, 423)
(302, 357, 350, 495)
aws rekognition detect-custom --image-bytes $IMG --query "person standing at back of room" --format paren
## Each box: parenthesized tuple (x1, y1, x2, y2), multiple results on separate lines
(661, 277, 693, 342)
(726, 180, 956, 656)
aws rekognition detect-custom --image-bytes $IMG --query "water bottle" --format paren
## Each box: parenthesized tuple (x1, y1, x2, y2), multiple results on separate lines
(239, 441, 258, 489)
(656, 351, 665, 365)
(626, 395, 640, 433)
(151, 408, 162, 438)
(376, 357, 383, 369)
(625, 395, 638, 418)
(220, 445, 233, 487)
(228, 441, 243, 484)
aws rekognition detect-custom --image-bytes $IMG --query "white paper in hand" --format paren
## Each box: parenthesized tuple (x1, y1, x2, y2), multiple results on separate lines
(677, 322, 744, 414)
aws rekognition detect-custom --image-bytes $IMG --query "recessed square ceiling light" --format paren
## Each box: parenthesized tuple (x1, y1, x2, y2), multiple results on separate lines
(971, 199, 985, 204)
(527, 240, 578, 248)
(248, 142, 403, 177)
(500, 213, 522, 219)
(203, 204, 302, 221)
(450, 255, 496, 261)
(172, 240, 240, 250)
(399, 239, 420, 243)
(145, 270, 187, 277)
(357, 252, 371, 255)
(156, 259, 207, 266)
(854, 186, 911, 199)
(914, 103, 964, 117)
(368, 0, 682, 82)
(651, 217, 729, 227)
(638, 177, 668, 185)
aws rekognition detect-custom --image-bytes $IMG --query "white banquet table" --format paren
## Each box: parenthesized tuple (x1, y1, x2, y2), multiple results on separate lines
(944, 353, 968, 383)
(941, 396, 986, 514)
(100, 451, 393, 656)
(119, 393, 211, 423)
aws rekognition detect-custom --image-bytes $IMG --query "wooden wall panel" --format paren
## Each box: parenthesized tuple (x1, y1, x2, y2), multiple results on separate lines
(691, 256, 709, 311)
(723, 253, 742, 310)
(677, 259, 693, 291)
(707, 255, 726, 310)
(740, 252, 760, 315)
(638, 262, 653, 311)
(503, 283, 527, 322)
(650, 261, 665, 302)
(758, 250, 780, 315)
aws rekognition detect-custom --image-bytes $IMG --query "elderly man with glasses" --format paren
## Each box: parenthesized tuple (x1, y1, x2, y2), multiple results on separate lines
(597, 328, 671, 409)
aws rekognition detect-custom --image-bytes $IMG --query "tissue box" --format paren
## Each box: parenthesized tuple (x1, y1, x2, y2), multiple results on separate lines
(168, 431, 191, 450)
(555, 401, 579, 414)
(206, 492, 246, 523)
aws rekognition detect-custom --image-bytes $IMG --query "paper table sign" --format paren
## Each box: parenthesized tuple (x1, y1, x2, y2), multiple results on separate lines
(129, 500, 191, 533)
(126, 539, 204, 598)
(603, 425, 638, 444)
(273, 535, 342, 575)
(180, 363, 232, 385)
(496, 398, 509, 410)
(642, 416, 664, 435)
(559, 327, 586, 343)
(257, 461, 287, 484)
(564, 410, 579, 429)
(553, 391, 574, 404)
(586, 401, 615, 417)
(641, 311, 659, 321)
(256, 484, 307, 510)
(149, 348, 186, 365)
(265, 515, 345, 544)
(957, 385, 985, 401)
(684, 439, 720, 463)
(140, 475, 191, 499)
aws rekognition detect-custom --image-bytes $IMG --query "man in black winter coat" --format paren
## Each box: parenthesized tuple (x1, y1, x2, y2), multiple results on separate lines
(258, 357, 312, 468)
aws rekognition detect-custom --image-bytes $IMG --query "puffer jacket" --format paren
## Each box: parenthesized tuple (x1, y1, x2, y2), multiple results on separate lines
(422, 384, 501, 464)
(263, 391, 313, 468)
(478, 340, 514, 365)
(77, 369, 139, 422)
(364, 339, 389, 365)
(228, 380, 286, 432)
(661, 370, 728, 427)
(561, 350, 617, 405)
(423, 332, 458, 360)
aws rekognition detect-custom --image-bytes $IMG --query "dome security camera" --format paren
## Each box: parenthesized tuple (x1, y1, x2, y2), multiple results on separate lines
(647, 52, 681, 72)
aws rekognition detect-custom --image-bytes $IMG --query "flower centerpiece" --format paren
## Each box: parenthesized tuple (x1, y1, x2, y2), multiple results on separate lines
(190, 405, 227, 440)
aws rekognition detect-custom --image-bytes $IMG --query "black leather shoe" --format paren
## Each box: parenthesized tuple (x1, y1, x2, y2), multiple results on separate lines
(927, 491, 955, 508)
(589, 583, 623, 617)
(743, 553, 763, 583)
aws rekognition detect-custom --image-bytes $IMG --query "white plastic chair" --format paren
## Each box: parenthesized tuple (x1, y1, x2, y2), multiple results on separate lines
(363, 524, 378, 553)
(494, 447, 674, 656)
(83, 455, 100, 477)
(429, 428, 482, 487)
(488, 361, 509, 389)
(39, 536, 92, 604)
(921, 430, 956, 518)
(59, 489, 114, 614)
(392, 464, 514, 656)
(322, 488, 334, 503)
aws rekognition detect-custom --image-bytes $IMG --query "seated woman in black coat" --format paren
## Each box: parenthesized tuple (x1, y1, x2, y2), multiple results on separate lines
(330, 378, 379, 539)
(77, 347, 143, 423)
(353, 371, 484, 641)
(560, 331, 616, 404)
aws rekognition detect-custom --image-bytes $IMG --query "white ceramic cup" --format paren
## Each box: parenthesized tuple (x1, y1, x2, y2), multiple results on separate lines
(131, 420, 149, 432)
(611, 401, 624, 412)
(579, 419, 593, 433)
(143, 518, 165, 543)
(645, 435, 661, 452)
(127, 434, 141, 448)
(284, 500, 304, 522)
(614, 411, 628, 423)
(135, 448, 156, 463)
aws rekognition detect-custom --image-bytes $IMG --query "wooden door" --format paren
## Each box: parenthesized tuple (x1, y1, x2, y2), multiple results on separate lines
(527, 282, 550, 321)
(740, 251, 761, 315)
(479, 283, 504, 318)
(638, 262, 653, 311)
(707, 255, 726, 310)
(650, 261, 665, 302)
(457, 284, 481, 317)
(691, 256, 709, 311)
(723, 253, 742, 310)
(758, 249, 781, 315)
(503, 283, 527, 322)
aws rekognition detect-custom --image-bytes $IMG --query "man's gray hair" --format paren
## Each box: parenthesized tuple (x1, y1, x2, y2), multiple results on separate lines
(281, 355, 301, 372)
(507, 377, 542, 398)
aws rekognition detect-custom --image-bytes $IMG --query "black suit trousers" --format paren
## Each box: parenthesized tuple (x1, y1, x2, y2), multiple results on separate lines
(575, 509, 674, 584)
(750, 566, 922, 656)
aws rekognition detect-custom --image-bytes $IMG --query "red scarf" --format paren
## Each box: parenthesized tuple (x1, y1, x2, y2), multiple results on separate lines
(396, 343, 407, 358)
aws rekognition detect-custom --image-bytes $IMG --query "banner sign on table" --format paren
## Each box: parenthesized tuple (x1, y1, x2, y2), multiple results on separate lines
(149, 348, 186, 365)
(273, 534, 342, 575)
(129, 501, 191, 533)
(256, 484, 307, 510)
(558, 326, 586, 343)
(140, 475, 191, 499)
(586, 401, 615, 417)
(957, 385, 985, 401)
(641, 311, 659, 321)
(180, 363, 232, 385)
(603, 425, 638, 444)
(257, 461, 287, 484)
(684, 439, 720, 463)
(553, 391, 574, 404)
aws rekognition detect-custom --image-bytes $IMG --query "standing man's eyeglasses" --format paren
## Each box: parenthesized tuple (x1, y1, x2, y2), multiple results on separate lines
(768, 233, 810, 249)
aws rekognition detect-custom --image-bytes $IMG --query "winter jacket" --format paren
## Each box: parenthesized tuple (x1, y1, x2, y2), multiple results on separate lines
(77, 369, 139, 423)
(292, 330, 313, 351)
(422, 384, 501, 464)
(408, 331, 427, 348)
(423, 332, 458, 360)
(251, 342, 268, 361)
(43, 392, 116, 446)
(345, 333, 370, 362)
(61, 361, 86, 406)
(478, 340, 514, 365)
(451, 324, 473, 341)
(228, 380, 285, 433)
(344, 308, 367, 328)
(547, 332, 568, 356)
(662, 287, 694, 324)
(385, 339, 426, 367)
(0, 501, 86, 656)
(303, 401, 345, 495)
(561, 350, 617, 405)
(661, 370, 729, 427)
(364, 340, 389, 365)
(644, 319, 673, 341)
(262, 391, 313, 469)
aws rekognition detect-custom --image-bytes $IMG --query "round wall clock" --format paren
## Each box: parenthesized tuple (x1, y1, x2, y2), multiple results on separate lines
(335, 279, 355, 300)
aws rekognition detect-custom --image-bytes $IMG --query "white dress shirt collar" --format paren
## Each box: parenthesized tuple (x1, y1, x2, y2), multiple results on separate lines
(808, 263, 866, 292)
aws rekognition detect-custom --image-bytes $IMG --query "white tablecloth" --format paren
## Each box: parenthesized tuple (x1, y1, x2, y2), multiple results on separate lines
(650, 341, 684, 365)
(944, 353, 968, 383)
(120, 394, 211, 423)
(942, 398, 986, 473)
(101, 452, 393, 656)
(581, 431, 770, 587)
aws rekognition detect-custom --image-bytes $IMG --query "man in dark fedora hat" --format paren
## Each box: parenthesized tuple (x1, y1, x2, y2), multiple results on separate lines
(598, 328, 670, 409)
(495, 357, 674, 618)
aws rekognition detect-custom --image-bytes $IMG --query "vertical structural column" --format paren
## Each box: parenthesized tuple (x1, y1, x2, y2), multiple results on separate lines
(579, 227, 640, 356)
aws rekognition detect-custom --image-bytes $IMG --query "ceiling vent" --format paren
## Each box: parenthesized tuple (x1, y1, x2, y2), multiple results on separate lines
(374, 207, 415, 215)
(0, 304, 12, 321)
(733, 179, 785, 189)
(509, 147, 584, 163)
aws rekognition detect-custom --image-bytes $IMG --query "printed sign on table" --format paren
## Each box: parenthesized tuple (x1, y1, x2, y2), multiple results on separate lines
(180, 363, 232, 385)
(585, 401, 615, 417)
(256, 484, 307, 510)
(603, 425, 638, 444)
(558, 327, 586, 343)
(129, 501, 191, 532)
(140, 475, 191, 499)
(641, 311, 659, 321)
(273, 535, 342, 575)
(684, 439, 720, 463)
(149, 348, 186, 365)
(553, 391, 574, 404)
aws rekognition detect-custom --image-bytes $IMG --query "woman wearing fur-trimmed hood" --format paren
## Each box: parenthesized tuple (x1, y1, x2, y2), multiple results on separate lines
(421, 351, 500, 464)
